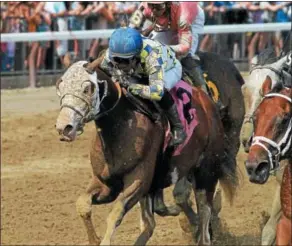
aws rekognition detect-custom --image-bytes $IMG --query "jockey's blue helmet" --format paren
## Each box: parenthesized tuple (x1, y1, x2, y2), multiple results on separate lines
(109, 27, 143, 60)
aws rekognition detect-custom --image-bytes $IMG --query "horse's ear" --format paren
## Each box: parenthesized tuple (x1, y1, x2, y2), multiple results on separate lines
(261, 75, 272, 96)
(63, 52, 72, 68)
(85, 55, 104, 74)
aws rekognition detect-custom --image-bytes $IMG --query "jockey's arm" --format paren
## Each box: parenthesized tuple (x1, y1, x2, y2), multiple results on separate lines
(169, 22, 192, 57)
(129, 3, 151, 30)
(129, 51, 165, 101)
(170, 2, 199, 57)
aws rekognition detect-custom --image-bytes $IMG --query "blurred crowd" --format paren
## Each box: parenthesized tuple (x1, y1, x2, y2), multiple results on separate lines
(1, 1, 291, 76)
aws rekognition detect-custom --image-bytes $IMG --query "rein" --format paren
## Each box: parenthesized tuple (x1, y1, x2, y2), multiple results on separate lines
(94, 82, 122, 121)
(251, 92, 292, 172)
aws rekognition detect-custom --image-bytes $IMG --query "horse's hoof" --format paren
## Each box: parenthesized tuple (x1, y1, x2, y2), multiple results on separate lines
(154, 205, 181, 217)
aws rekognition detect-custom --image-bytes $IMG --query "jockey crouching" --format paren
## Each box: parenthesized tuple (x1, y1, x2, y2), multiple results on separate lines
(130, 1, 225, 110)
(100, 27, 187, 146)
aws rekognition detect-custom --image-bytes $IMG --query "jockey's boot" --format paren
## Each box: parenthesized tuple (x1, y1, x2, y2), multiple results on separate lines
(159, 90, 187, 147)
(181, 54, 225, 112)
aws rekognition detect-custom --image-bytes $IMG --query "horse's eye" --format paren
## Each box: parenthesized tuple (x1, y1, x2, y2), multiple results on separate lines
(83, 86, 90, 94)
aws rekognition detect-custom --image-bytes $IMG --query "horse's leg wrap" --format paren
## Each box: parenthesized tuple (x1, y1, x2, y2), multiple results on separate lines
(100, 180, 142, 245)
(195, 189, 212, 246)
(173, 177, 199, 241)
(153, 189, 181, 217)
(134, 195, 156, 245)
(212, 184, 222, 218)
(261, 184, 282, 245)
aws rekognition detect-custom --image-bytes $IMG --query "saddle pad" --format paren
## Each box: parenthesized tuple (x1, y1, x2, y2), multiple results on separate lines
(164, 80, 199, 156)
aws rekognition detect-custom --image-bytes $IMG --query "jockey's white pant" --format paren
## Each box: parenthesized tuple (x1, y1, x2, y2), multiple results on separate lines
(164, 60, 182, 90)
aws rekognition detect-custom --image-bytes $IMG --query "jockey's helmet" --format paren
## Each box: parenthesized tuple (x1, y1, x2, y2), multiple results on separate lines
(109, 27, 143, 63)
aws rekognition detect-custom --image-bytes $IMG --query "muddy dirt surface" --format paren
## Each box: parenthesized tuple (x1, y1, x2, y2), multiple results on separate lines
(1, 86, 278, 245)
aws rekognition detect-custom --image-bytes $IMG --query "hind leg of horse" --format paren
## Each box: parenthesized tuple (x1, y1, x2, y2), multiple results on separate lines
(261, 184, 282, 245)
(276, 215, 291, 246)
(153, 189, 181, 217)
(173, 177, 199, 240)
(100, 176, 144, 245)
(76, 176, 115, 245)
(194, 188, 215, 246)
(134, 195, 156, 245)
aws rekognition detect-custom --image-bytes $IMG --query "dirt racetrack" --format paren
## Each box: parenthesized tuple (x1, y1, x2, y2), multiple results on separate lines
(1, 86, 278, 245)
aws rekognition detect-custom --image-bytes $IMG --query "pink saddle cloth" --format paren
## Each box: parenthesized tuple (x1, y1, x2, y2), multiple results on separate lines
(163, 80, 199, 156)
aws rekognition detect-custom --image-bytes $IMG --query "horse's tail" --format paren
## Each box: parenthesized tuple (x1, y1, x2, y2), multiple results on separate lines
(218, 135, 239, 206)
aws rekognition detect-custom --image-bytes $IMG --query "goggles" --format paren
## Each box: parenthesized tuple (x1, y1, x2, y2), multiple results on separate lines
(112, 57, 134, 65)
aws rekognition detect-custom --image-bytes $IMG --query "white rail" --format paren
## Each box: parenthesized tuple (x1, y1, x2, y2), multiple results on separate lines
(1, 22, 291, 43)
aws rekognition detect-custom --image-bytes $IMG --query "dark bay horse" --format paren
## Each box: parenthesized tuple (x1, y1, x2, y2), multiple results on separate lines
(55, 56, 238, 245)
(245, 76, 291, 245)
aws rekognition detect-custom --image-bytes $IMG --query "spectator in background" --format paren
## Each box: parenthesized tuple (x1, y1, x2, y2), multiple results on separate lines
(247, 2, 274, 65)
(199, 2, 217, 52)
(1, 2, 27, 72)
(24, 2, 51, 87)
(112, 2, 139, 27)
(44, 1, 68, 65)
(87, 2, 114, 59)
(68, 2, 86, 59)
(267, 2, 291, 56)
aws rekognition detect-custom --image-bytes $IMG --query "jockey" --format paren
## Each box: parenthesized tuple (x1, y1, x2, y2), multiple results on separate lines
(100, 27, 187, 146)
(129, 2, 208, 94)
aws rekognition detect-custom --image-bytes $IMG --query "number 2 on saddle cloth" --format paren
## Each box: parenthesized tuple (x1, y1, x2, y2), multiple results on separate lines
(165, 80, 199, 156)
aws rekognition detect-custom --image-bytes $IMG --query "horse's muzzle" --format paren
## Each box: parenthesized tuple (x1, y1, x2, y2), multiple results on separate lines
(55, 108, 79, 142)
(245, 160, 270, 184)
(56, 124, 76, 142)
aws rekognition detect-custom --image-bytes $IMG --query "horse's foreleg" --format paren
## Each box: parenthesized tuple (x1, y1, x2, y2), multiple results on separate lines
(100, 179, 142, 245)
(261, 184, 282, 245)
(276, 215, 291, 246)
(173, 177, 199, 241)
(134, 195, 156, 245)
(76, 177, 112, 245)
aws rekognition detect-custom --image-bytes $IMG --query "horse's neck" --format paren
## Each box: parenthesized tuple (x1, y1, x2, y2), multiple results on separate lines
(94, 77, 133, 140)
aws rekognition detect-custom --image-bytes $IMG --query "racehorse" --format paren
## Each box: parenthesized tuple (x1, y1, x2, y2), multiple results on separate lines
(240, 49, 291, 245)
(55, 56, 238, 245)
(146, 30, 245, 237)
(245, 76, 291, 245)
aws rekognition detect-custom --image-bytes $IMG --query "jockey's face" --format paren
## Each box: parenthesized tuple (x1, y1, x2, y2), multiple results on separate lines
(112, 57, 138, 73)
(148, 3, 166, 17)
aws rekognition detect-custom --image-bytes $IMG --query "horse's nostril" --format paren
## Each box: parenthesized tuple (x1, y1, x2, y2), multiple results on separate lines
(255, 161, 270, 176)
(63, 125, 74, 136)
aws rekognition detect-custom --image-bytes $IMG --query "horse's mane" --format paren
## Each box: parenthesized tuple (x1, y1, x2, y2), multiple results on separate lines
(252, 32, 291, 67)
(252, 47, 279, 66)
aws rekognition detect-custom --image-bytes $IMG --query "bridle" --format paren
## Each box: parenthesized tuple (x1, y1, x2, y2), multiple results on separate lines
(251, 91, 292, 171)
(60, 80, 122, 133)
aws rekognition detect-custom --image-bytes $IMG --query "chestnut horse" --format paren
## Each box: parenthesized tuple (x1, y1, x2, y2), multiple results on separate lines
(245, 76, 291, 245)
(55, 57, 238, 245)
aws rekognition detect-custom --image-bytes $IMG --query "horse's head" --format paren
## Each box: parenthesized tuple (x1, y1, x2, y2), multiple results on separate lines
(245, 75, 292, 184)
(55, 58, 105, 142)
(241, 54, 290, 152)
